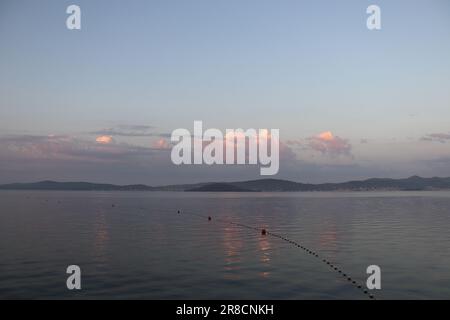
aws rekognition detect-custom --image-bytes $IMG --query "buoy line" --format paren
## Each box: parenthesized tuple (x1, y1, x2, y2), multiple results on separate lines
(175, 209, 376, 300)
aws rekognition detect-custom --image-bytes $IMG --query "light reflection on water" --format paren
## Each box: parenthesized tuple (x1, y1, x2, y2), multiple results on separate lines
(93, 209, 109, 267)
(222, 225, 243, 280)
(258, 235, 271, 278)
(1, 190, 450, 299)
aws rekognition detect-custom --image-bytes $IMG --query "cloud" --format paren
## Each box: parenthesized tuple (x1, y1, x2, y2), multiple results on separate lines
(285, 139, 304, 147)
(90, 125, 170, 138)
(3, 133, 450, 186)
(307, 131, 352, 156)
(0, 134, 169, 164)
(95, 135, 114, 144)
(152, 138, 171, 150)
(283, 133, 353, 158)
(119, 125, 154, 131)
(317, 131, 334, 141)
(0, 134, 180, 184)
(421, 133, 450, 143)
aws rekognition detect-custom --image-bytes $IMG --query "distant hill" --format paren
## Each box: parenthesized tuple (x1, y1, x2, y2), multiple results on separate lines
(231, 179, 313, 191)
(186, 183, 255, 192)
(220, 176, 450, 192)
(1, 176, 450, 192)
(0, 180, 155, 191)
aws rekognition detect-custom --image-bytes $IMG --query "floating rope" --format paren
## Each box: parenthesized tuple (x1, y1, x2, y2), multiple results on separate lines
(176, 209, 376, 300)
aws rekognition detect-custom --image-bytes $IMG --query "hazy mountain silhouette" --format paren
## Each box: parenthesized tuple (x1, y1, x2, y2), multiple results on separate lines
(0, 180, 155, 191)
(186, 183, 255, 192)
(2, 176, 450, 192)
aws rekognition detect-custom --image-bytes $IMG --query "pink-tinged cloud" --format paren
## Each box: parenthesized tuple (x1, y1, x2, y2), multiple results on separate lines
(0, 135, 168, 164)
(95, 135, 114, 144)
(308, 131, 352, 156)
(153, 138, 170, 150)
(317, 131, 334, 141)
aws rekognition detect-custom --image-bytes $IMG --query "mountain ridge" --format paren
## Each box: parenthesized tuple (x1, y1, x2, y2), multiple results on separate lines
(1, 176, 450, 191)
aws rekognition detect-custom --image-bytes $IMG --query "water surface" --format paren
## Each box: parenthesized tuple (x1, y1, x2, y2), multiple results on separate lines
(1, 191, 449, 299)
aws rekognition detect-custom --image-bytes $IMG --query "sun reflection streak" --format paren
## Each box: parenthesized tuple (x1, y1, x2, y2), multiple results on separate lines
(258, 232, 271, 278)
(93, 210, 110, 265)
(222, 225, 243, 280)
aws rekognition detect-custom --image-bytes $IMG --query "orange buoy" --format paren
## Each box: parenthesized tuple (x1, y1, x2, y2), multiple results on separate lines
(261, 228, 267, 235)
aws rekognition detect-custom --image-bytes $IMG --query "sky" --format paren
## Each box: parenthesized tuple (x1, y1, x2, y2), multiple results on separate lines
(0, 0, 450, 185)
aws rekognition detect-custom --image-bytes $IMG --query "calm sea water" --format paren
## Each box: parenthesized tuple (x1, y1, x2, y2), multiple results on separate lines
(1, 190, 450, 299)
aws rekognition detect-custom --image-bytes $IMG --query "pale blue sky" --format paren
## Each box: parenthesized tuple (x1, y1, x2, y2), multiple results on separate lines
(1, 0, 450, 184)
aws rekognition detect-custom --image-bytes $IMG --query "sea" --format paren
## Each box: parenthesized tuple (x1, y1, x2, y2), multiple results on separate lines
(1, 190, 450, 299)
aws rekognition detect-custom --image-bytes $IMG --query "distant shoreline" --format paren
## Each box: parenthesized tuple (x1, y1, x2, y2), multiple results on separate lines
(1, 176, 450, 192)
